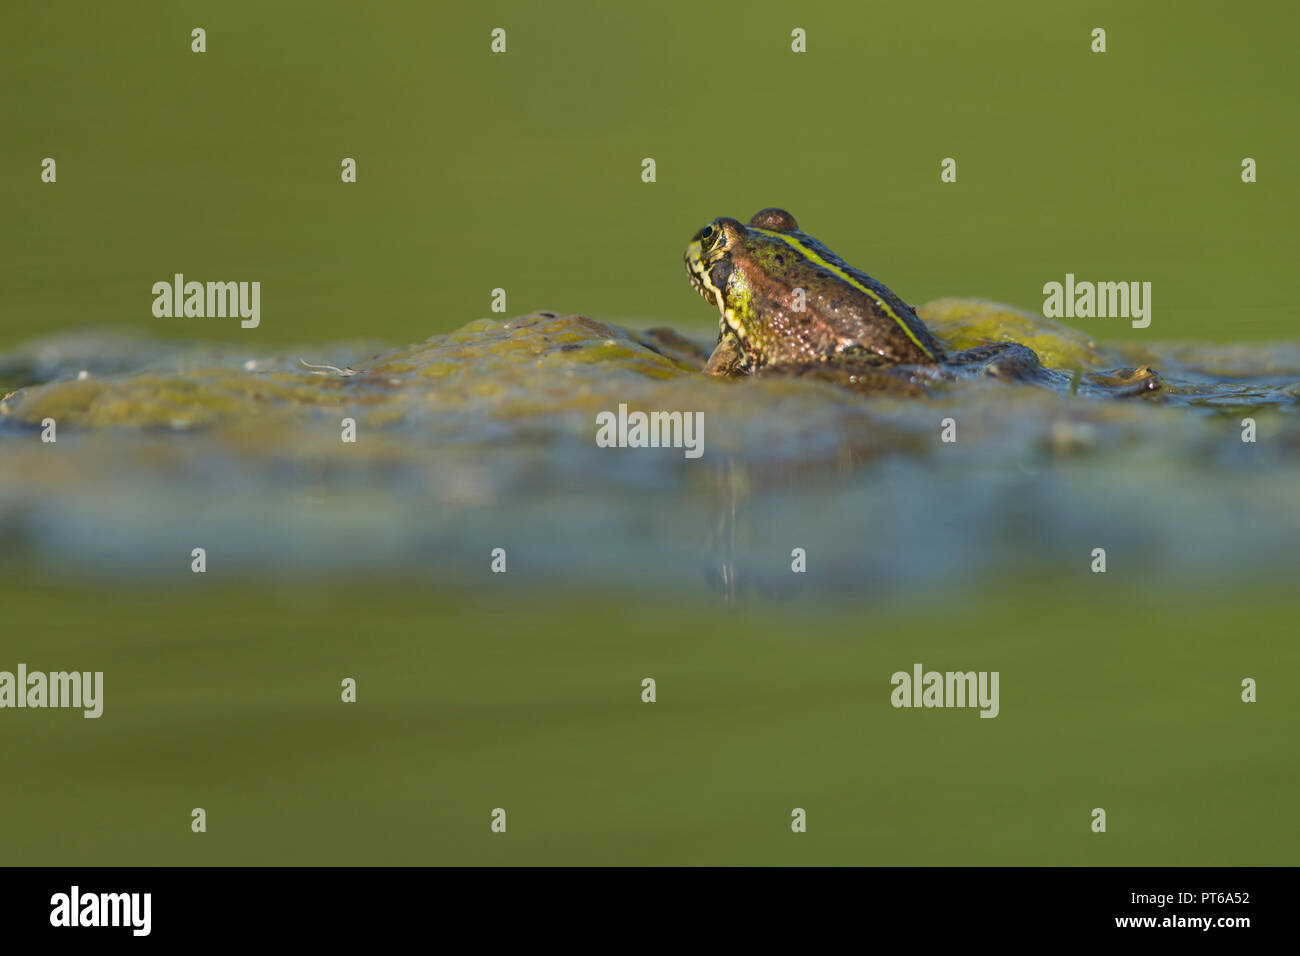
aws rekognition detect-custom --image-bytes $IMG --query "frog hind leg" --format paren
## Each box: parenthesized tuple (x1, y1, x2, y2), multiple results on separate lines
(952, 343, 1164, 397)
(948, 342, 1052, 383)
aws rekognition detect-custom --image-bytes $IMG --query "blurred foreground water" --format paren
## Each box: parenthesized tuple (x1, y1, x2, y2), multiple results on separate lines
(2, 300, 1297, 597)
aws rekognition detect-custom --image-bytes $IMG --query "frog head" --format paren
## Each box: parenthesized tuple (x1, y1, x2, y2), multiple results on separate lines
(683, 210, 801, 368)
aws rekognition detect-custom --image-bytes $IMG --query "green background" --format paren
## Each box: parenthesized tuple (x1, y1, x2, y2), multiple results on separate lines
(1, 1, 1296, 865)
(4, 572, 1293, 865)
(2, 0, 1297, 349)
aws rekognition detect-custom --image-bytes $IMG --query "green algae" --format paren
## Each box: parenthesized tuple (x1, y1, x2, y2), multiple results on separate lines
(0, 302, 1297, 591)
(4, 301, 1291, 434)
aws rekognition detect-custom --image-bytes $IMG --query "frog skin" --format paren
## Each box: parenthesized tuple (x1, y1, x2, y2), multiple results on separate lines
(683, 208, 1160, 396)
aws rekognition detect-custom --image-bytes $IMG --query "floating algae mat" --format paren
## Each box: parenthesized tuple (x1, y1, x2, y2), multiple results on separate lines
(2, 300, 1298, 594)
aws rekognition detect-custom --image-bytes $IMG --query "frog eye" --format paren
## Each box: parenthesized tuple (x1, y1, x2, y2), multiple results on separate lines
(694, 224, 722, 249)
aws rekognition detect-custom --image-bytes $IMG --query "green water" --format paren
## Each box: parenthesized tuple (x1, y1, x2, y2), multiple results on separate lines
(3, 573, 1295, 865)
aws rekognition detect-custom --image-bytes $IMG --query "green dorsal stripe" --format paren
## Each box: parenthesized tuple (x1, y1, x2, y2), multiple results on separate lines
(751, 227, 935, 360)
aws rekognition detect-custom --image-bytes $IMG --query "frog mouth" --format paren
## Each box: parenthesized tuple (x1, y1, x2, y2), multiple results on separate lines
(684, 251, 723, 312)
(684, 256, 709, 300)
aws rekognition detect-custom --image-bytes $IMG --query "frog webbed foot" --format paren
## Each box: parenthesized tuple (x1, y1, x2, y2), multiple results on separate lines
(1081, 364, 1163, 397)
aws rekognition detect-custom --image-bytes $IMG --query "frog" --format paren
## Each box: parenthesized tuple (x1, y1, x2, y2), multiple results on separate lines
(683, 208, 1161, 396)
